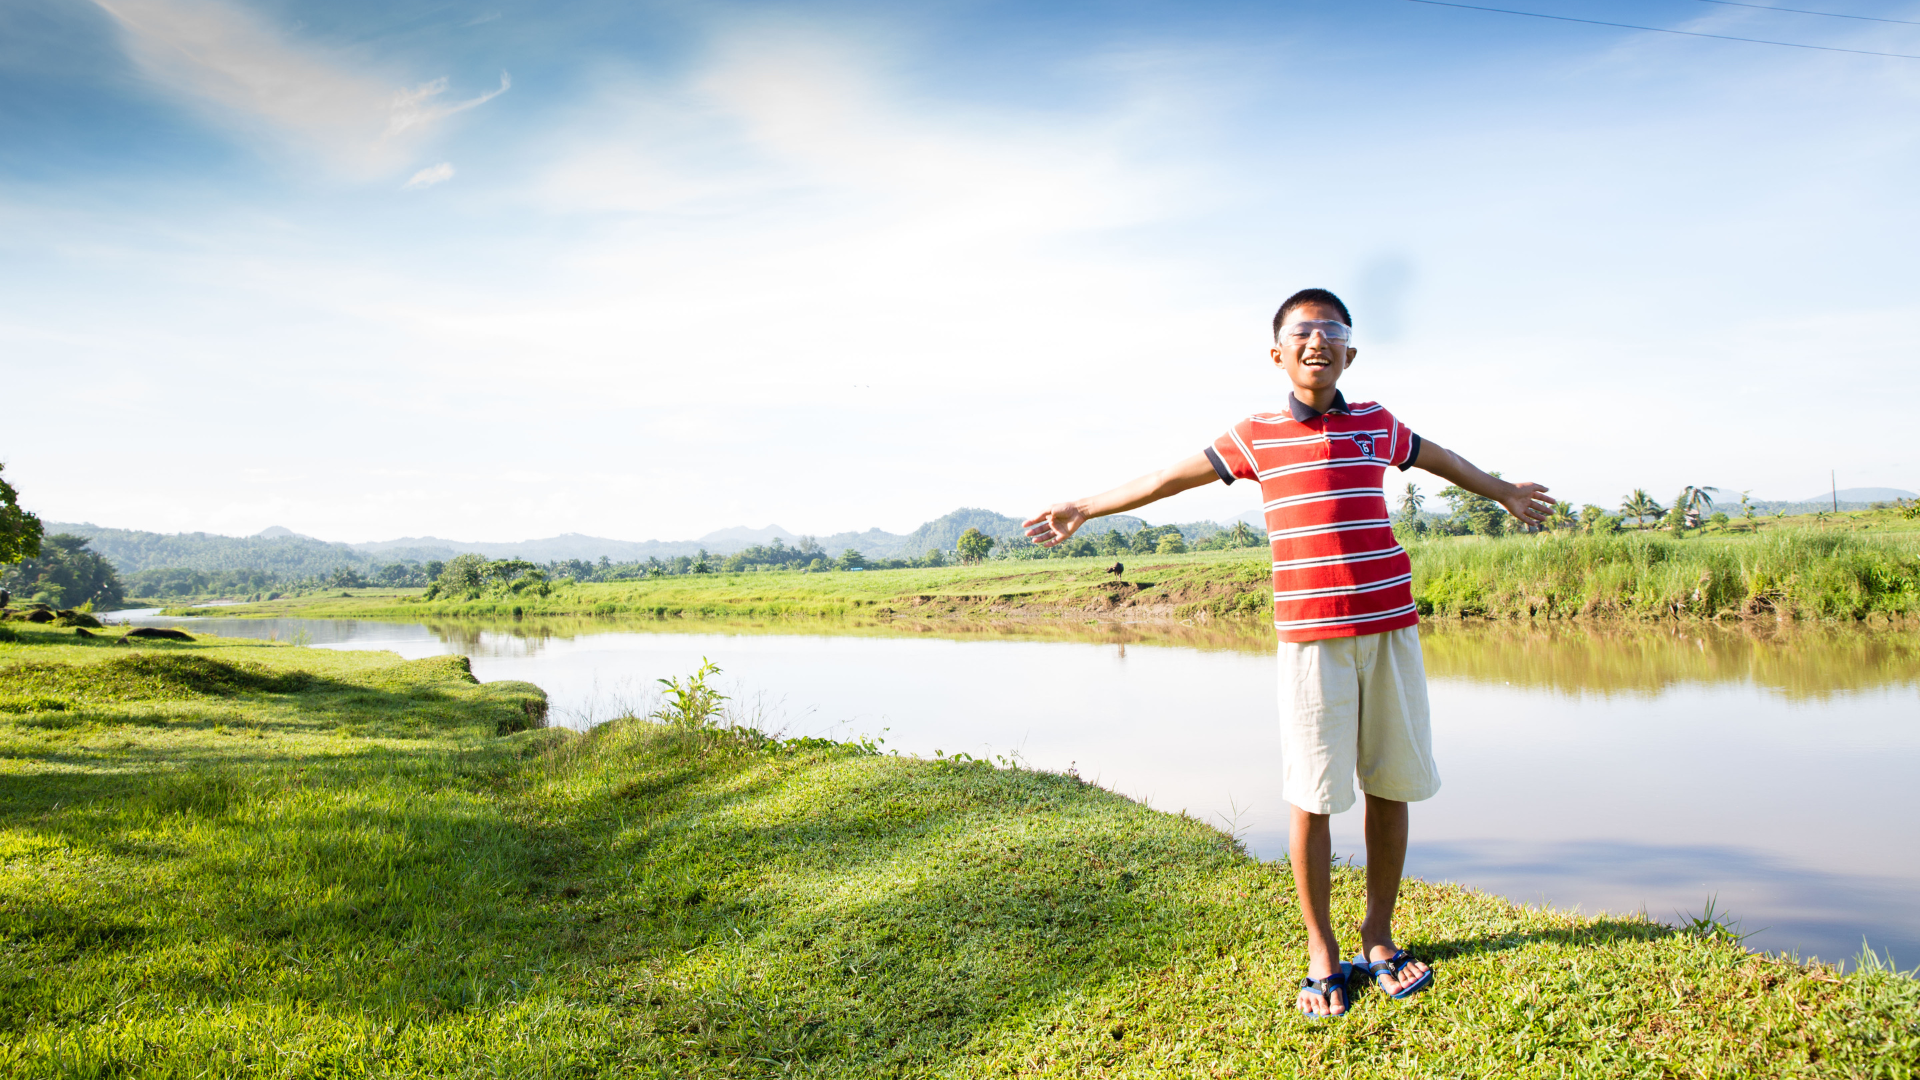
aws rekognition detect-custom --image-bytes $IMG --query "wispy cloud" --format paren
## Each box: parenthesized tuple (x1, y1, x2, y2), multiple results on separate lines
(386, 74, 510, 137)
(403, 162, 455, 189)
(91, 0, 507, 178)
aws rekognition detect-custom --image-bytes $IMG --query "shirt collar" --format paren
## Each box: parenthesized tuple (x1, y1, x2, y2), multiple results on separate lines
(1288, 390, 1348, 422)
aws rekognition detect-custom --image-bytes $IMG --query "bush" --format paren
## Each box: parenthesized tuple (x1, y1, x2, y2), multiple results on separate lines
(652, 658, 727, 728)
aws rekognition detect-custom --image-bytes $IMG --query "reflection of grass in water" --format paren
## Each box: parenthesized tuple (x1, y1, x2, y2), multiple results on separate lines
(389, 612, 1281, 658)
(389, 612, 1920, 701)
(1420, 620, 1920, 699)
(4, 635, 1916, 1075)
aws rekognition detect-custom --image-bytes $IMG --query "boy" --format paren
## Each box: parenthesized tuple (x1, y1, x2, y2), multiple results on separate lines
(1023, 288, 1550, 1019)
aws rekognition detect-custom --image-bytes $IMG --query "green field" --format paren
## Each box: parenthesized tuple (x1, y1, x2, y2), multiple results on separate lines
(1, 623, 1915, 1077)
(148, 509, 1920, 627)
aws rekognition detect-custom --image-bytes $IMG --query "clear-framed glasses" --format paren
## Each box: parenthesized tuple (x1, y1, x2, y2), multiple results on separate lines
(1277, 319, 1352, 345)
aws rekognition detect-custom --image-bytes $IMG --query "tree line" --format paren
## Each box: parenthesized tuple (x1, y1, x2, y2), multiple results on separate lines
(0, 532, 125, 611)
(989, 520, 1266, 561)
(1394, 482, 1761, 538)
(0, 464, 126, 610)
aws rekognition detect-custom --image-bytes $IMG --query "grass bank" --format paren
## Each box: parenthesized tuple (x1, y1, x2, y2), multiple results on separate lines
(148, 552, 1276, 624)
(3, 624, 1916, 1077)
(1406, 526, 1920, 623)
(153, 517, 1920, 627)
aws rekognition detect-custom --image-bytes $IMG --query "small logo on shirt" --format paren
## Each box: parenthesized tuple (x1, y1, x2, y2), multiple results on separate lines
(1353, 433, 1376, 459)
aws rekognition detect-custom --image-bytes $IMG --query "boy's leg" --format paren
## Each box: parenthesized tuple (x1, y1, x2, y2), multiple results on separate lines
(1277, 635, 1361, 1017)
(1358, 793, 1430, 993)
(1351, 626, 1440, 993)
(1288, 805, 1344, 1017)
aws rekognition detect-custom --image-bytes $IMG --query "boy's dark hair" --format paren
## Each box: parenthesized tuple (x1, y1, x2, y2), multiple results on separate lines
(1273, 288, 1352, 338)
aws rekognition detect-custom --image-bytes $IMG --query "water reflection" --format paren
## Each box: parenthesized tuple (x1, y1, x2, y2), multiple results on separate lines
(99, 609, 1920, 965)
(109, 608, 1920, 697)
(1420, 621, 1920, 700)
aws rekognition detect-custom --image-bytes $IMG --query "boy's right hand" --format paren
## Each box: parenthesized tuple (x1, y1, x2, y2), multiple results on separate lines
(1023, 503, 1088, 547)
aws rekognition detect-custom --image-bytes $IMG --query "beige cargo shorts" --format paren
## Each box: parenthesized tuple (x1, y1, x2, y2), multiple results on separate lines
(1277, 624, 1441, 815)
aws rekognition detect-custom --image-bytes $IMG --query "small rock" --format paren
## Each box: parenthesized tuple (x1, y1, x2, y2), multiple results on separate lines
(125, 627, 193, 641)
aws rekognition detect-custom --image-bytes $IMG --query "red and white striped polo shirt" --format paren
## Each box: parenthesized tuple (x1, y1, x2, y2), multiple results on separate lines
(1206, 392, 1423, 643)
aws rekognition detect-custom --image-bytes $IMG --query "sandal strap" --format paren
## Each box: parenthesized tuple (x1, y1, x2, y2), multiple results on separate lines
(1362, 949, 1418, 977)
(1298, 971, 1348, 996)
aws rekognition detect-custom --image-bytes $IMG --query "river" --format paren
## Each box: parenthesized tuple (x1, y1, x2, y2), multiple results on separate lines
(104, 610, 1920, 968)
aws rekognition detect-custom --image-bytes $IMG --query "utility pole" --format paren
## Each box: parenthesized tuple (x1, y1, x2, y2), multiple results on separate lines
(1832, 470, 1838, 513)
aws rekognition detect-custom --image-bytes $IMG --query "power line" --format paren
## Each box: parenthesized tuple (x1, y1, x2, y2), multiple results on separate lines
(1688, 0, 1920, 27)
(1399, 0, 1920, 58)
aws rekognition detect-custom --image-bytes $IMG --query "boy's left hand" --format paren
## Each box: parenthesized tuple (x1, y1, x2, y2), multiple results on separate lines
(1502, 482, 1554, 526)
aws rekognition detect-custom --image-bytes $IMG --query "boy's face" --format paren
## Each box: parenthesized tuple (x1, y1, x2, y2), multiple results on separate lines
(1270, 300, 1356, 397)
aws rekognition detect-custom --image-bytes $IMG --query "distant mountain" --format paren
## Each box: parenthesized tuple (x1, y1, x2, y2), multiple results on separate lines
(803, 509, 1226, 559)
(810, 508, 1026, 559)
(1788, 487, 1916, 504)
(46, 522, 375, 578)
(1737, 488, 1915, 517)
(47, 507, 1240, 578)
(697, 524, 799, 548)
(348, 533, 716, 563)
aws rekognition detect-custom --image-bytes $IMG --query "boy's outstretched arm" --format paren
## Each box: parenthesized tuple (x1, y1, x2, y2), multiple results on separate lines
(1023, 453, 1219, 546)
(1411, 439, 1553, 526)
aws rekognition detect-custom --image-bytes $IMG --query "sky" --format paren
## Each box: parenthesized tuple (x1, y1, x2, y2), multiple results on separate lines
(3, 0, 1918, 544)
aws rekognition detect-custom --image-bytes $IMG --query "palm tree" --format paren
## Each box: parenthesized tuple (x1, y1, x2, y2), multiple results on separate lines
(1620, 489, 1663, 528)
(1679, 485, 1721, 528)
(1397, 482, 1424, 523)
(1547, 500, 1574, 530)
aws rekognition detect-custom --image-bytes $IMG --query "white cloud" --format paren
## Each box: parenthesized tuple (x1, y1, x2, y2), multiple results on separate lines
(386, 74, 511, 137)
(403, 162, 455, 189)
(11, 13, 1920, 541)
(417, 25, 1211, 396)
(91, 0, 507, 177)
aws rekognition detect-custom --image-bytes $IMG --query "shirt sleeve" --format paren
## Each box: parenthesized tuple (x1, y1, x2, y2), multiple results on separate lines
(1381, 409, 1420, 472)
(1207, 419, 1259, 484)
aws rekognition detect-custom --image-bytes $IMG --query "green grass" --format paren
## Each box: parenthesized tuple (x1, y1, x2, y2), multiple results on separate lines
(160, 551, 1276, 624)
(2, 623, 1916, 1076)
(1406, 527, 1920, 623)
(161, 516, 1920, 628)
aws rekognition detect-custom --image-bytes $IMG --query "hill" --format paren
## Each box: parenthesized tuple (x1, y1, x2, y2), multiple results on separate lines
(43, 522, 379, 579)
(44, 509, 1230, 579)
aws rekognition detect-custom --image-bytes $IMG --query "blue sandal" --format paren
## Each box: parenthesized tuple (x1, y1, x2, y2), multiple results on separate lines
(1297, 963, 1352, 1020)
(1351, 948, 1433, 999)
